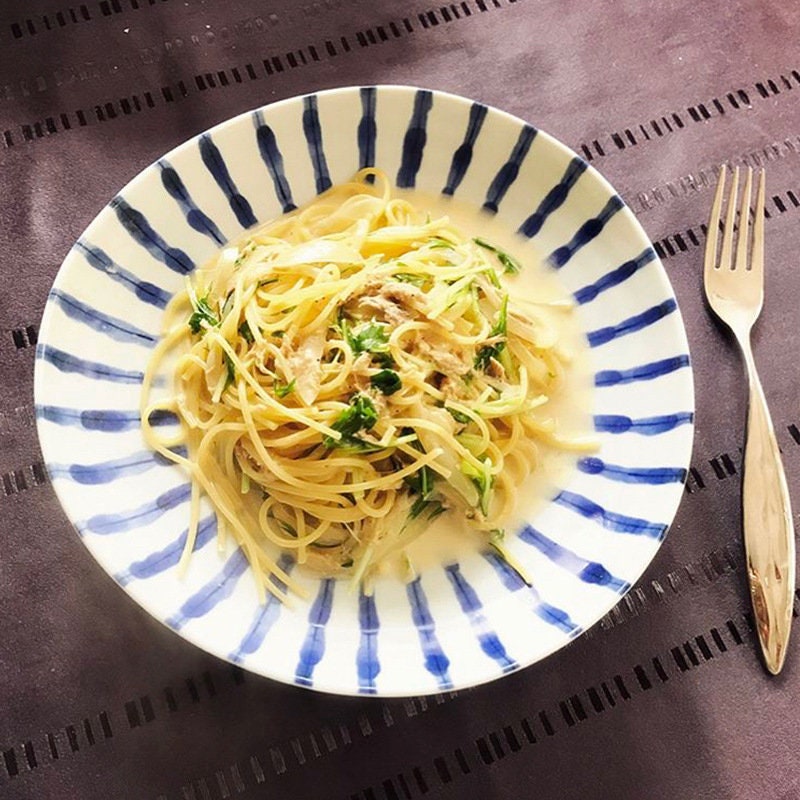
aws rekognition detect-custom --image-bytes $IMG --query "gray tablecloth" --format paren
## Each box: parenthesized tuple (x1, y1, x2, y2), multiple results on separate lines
(2, 1, 800, 798)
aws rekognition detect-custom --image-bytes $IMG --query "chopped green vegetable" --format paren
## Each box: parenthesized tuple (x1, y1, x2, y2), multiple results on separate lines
(474, 237, 522, 274)
(223, 351, 236, 390)
(475, 295, 509, 371)
(323, 394, 379, 448)
(404, 464, 435, 499)
(405, 441, 443, 520)
(484, 267, 502, 289)
(461, 457, 493, 516)
(238, 321, 255, 344)
(489, 529, 532, 586)
(274, 378, 296, 398)
(221, 290, 235, 319)
(409, 497, 446, 521)
(393, 272, 427, 287)
(339, 315, 394, 367)
(445, 406, 472, 424)
(427, 236, 456, 249)
(258, 277, 279, 287)
(370, 369, 402, 395)
(351, 321, 390, 355)
(492, 294, 509, 338)
(188, 293, 219, 334)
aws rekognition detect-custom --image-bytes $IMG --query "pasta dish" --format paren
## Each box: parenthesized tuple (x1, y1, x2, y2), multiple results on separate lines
(141, 169, 588, 600)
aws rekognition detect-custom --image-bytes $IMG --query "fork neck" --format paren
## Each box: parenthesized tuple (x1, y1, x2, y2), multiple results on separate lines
(736, 330, 765, 402)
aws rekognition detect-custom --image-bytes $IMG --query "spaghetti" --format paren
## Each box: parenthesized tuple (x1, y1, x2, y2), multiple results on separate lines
(141, 169, 589, 600)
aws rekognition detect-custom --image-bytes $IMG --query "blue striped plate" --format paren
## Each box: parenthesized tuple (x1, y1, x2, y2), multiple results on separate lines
(34, 86, 693, 696)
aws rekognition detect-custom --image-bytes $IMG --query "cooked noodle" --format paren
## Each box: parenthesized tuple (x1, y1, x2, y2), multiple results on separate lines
(140, 169, 590, 600)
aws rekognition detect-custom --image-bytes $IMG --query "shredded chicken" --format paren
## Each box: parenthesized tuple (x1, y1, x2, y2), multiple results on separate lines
(284, 328, 326, 404)
(353, 279, 428, 325)
(415, 336, 471, 376)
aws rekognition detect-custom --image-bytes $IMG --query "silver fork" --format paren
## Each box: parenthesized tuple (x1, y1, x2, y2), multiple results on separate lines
(704, 165, 795, 674)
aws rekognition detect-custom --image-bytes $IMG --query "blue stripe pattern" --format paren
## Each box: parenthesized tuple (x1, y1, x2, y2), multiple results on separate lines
(81, 483, 191, 535)
(484, 125, 537, 212)
(253, 110, 297, 212)
(595, 355, 690, 386)
(357, 591, 381, 693)
(578, 457, 687, 485)
(518, 526, 629, 592)
(38, 344, 143, 383)
(443, 102, 487, 195)
(159, 160, 226, 245)
(554, 490, 666, 538)
(407, 576, 452, 689)
(444, 564, 517, 673)
(74, 240, 171, 308)
(115, 514, 217, 586)
(167, 548, 249, 631)
(295, 578, 335, 687)
(111, 197, 195, 274)
(199, 133, 257, 229)
(518, 157, 587, 237)
(49, 289, 155, 346)
(302, 95, 332, 195)
(229, 554, 294, 664)
(483, 551, 580, 636)
(594, 412, 693, 435)
(47, 448, 186, 484)
(36, 406, 177, 431)
(548, 195, 625, 268)
(397, 89, 433, 188)
(358, 87, 377, 178)
(588, 299, 677, 347)
(573, 248, 657, 305)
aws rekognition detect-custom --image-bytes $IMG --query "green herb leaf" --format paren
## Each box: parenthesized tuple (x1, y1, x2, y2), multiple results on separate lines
(492, 294, 509, 338)
(223, 352, 236, 390)
(474, 295, 509, 371)
(445, 406, 471, 424)
(461, 458, 493, 516)
(474, 237, 522, 274)
(188, 294, 219, 334)
(238, 321, 255, 344)
(221, 290, 235, 319)
(393, 272, 427, 287)
(370, 369, 402, 396)
(351, 322, 390, 354)
(403, 436, 436, 503)
(484, 267, 502, 289)
(427, 236, 456, 249)
(409, 497, 446, 521)
(274, 378, 296, 398)
(323, 394, 379, 448)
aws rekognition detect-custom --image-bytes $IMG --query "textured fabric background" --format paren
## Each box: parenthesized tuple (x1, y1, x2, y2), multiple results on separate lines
(2, 1, 800, 798)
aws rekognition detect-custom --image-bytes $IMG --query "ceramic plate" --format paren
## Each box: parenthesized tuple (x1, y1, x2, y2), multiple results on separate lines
(34, 86, 693, 696)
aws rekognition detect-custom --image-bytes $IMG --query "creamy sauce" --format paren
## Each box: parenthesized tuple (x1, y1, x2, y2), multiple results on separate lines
(391, 190, 595, 574)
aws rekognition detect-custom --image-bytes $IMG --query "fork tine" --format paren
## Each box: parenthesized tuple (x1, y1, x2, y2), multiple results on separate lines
(735, 167, 753, 272)
(704, 165, 727, 275)
(719, 166, 739, 271)
(751, 169, 766, 277)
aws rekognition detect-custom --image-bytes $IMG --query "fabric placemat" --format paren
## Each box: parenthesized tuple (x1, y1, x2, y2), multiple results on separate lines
(2, 1, 800, 797)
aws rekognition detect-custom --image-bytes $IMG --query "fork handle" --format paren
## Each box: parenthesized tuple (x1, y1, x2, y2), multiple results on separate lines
(741, 338, 796, 674)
